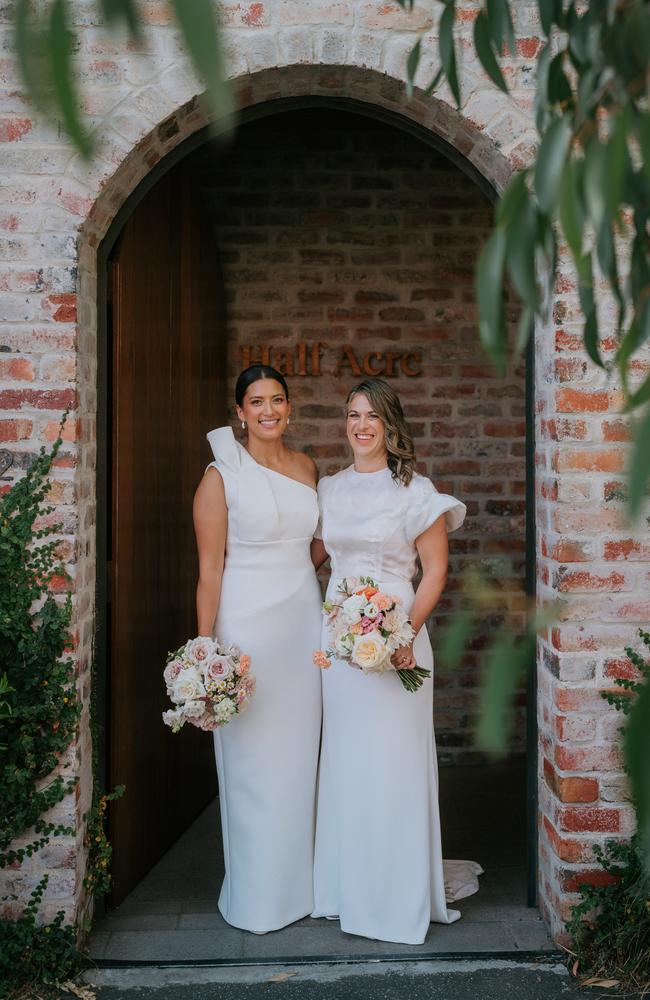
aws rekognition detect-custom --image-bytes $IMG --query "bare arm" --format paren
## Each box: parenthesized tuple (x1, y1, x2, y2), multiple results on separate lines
(193, 467, 227, 636)
(391, 516, 449, 668)
(310, 537, 330, 570)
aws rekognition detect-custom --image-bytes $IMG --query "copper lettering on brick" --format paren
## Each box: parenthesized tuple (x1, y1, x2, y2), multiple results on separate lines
(239, 342, 421, 377)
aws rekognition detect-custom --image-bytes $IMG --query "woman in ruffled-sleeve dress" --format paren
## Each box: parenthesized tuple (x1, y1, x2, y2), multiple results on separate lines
(310, 377, 482, 945)
(193, 365, 322, 934)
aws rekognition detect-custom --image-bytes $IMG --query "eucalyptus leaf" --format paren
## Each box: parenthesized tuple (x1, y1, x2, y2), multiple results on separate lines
(505, 191, 540, 310)
(476, 635, 534, 754)
(559, 158, 584, 259)
(439, 0, 460, 106)
(98, 0, 140, 39)
(625, 677, 650, 857)
(474, 11, 508, 93)
(534, 116, 572, 213)
(170, 0, 234, 127)
(50, 0, 92, 158)
(438, 608, 475, 669)
(583, 139, 608, 235)
(406, 38, 421, 98)
(476, 228, 507, 375)
(629, 401, 650, 520)
(496, 171, 528, 227)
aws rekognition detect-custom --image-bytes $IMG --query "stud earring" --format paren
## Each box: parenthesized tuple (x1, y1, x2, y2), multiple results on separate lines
(241, 420, 246, 430)
(287, 416, 290, 425)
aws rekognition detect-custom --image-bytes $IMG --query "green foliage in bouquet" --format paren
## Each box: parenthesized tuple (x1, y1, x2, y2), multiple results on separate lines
(567, 629, 650, 992)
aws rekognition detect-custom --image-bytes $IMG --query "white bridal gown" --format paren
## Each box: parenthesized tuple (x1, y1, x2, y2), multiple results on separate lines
(206, 426, 322, 933)
(312, 465, 483, 945)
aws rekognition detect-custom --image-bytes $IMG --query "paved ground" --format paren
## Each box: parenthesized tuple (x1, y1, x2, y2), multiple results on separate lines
(84, 959, 584, 1000)
(90, 762, 554, 962)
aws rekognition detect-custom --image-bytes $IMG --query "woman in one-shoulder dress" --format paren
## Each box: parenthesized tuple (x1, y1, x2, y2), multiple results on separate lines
(193, 365, 322, 934)
(311, 377, 482, 945)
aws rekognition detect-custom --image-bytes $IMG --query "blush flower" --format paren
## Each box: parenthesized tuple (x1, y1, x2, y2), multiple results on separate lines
(206, 655, 233, 682)
(313, 650, 332, 669)
(186, 636, 215, 663)
(235, 654, 251, 676)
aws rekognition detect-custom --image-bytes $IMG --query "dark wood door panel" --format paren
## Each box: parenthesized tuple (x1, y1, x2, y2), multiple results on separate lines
(108, 160, 227, 905)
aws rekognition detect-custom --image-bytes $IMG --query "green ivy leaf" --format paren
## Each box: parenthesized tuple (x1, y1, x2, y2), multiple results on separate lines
(534, 115, 572, 213)
(474, 11, 509, 93)
(439, 0, 460, 106)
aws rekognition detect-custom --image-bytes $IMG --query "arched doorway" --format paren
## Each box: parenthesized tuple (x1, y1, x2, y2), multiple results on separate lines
(93, 98, 545, 959)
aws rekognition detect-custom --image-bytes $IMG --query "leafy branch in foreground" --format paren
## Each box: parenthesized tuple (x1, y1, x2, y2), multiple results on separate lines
(13, 0, 234, 159)
(403, 0, 650, 516)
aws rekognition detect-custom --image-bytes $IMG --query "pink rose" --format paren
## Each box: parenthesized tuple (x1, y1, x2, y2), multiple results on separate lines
(186, 637, 214, 664)
(235, 654, 251, 676)
(164, 659, 182, 685)
(206, 655, 233, 682)
(374, 593, 393, 611)
(196, 712, 220, 731)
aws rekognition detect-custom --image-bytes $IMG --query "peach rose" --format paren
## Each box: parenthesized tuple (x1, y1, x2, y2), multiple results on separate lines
(235, 654, 251, 676)
(313, 650, 332, 669)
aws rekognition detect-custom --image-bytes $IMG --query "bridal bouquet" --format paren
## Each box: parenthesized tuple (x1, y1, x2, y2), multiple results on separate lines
(313, 577, 431, 692)
(162, 636, 255, 732)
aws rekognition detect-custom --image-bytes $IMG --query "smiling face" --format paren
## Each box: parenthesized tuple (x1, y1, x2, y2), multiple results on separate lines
(346, 392, 387, 466)
(236, 378, 291, 441)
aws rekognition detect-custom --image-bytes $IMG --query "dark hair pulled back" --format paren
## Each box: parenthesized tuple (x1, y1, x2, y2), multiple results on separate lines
(235, 365, 289, 406)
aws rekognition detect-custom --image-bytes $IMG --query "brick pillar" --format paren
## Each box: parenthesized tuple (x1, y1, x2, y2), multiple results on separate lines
(535, 298, 644, 939)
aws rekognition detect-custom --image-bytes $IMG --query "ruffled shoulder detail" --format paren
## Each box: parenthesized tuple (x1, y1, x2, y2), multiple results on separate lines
(405, 475, 466, 543)
(206, 426, 242, 476)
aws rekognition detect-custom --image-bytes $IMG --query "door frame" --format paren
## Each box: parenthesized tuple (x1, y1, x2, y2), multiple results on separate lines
(95, 94, 538, 913)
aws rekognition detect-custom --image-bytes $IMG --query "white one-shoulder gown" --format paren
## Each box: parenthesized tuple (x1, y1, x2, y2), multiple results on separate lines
(206, 427, 322, 933)
(312, 465, 483, 944)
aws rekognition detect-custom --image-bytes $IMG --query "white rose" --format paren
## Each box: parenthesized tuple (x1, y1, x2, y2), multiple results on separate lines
(182, 700, 205, 719)
(162, 708, 184, 731)
(363, 602, 380, 619)
(352, 634, 389, 672)
(171, 667, 205, 705)
(342, 594, 366, 620)
(215, 698, 236, 723)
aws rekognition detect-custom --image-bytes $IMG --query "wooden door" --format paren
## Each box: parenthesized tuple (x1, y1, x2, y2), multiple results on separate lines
(108, 159, 227, 905)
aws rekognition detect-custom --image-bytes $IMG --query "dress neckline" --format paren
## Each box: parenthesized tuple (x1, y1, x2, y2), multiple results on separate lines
(236, 441, 317, 494)
(347, 464, 391, 477)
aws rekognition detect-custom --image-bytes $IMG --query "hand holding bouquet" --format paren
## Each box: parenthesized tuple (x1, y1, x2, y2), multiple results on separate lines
(162, 636, 255, 732)
(313, 577, 431, 692)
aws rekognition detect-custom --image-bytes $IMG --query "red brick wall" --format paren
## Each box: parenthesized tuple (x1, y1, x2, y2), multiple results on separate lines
(191, 108, 527, 762)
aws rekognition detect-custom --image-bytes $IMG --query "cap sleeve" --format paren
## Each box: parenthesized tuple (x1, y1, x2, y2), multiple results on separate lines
(405, 475, 466, 544)
(314, 475, 332, 540)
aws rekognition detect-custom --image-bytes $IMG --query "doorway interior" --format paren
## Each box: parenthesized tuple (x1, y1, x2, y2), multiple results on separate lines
(92, 101, 546, 961)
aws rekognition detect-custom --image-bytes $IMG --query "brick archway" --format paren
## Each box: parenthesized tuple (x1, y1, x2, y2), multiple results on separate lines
(80, 67, 539, 936)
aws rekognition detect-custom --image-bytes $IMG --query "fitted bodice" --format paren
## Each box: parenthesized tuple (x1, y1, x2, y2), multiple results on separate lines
(318, 466, 465, 588)
(207, 427, 318, 572)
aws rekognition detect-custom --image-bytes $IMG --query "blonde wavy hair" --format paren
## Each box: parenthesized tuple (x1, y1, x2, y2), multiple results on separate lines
(346, 378, 416, 486)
